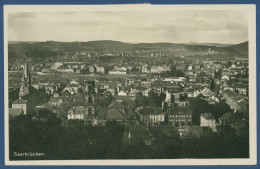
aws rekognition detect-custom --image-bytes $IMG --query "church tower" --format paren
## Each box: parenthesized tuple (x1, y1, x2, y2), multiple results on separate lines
(19, 61, 31, 98)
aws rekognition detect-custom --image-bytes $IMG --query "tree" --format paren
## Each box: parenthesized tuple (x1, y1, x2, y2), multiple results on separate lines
(189, 98, 211, 125)
(226, 61, 232, 68)
(209, 80, 215, 91)
(147, 91, 161, 107)
(9, 109, 63, 160)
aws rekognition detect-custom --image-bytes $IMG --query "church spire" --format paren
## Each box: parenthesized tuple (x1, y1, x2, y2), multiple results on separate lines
(23, 61, 29, 79)
(19, 61, 31, 97)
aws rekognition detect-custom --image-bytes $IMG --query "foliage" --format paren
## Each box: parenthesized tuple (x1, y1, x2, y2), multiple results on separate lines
(160, 65, 184, 78)
(135, 91, 163, 107)
(9, 108, 249, 160)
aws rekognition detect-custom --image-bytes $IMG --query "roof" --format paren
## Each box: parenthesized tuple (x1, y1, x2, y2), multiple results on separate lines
(107, 109, 126, 120)
(151, 66, 159, 69)
(220, 112, 234, 120)
(108, 101, 125, 109)
(49, 97, 62, 103)
(68, 106, 86, 115)
(67, 83, 81, 88)
(139, 107, 163, 115)
(116, 96, 136, 101)
(201, 87, 214, 96)
(12, 99, 27, 104)
(167, 106, 192, 115)
(201, 113, 215, 120)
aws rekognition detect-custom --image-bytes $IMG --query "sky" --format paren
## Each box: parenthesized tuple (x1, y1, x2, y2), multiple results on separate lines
(8, 10, 248, 44)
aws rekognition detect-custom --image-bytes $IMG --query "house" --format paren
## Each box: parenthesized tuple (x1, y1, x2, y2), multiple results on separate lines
(109, 70, 126, 75)
(185, 88, 197, 98)
(138, 107, 164, 126)
(96, 65, 105, 74)
(49, 97, 63, 106)
(165, 90, 181, 104)
(150, 65, 170, 73)
(118, 90, 128, 96)
(9, 108, 24, 118)
(219, 112, 234, 125)
(201, 87, 214, 97)
(160, 65, 171, 72)
(116, 95, 136, 102)
(63, 81, 82, 94)
(150, 66, 160, 73)
(178, 100, 190, 107)
(56, 65, 74, 73)
(89, 65, 97, 73)
(142, 65, 150, 73)
(107, 102, 126, 121)
(177, 126, 189, 137)
(142, 88, 152, 96)
(221, 89, 248, 113)
(200, 113, 217, 132)
(167, 107, 192, 126)
(67, 106, 95, 120)
(12, 98, 27, 115)
(187, 65, 194, 70)
(44, 83, 57, 95)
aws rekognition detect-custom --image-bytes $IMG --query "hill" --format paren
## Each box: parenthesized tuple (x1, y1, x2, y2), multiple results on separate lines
(224, 41, 248, 55)
(8, 40, 248, 61)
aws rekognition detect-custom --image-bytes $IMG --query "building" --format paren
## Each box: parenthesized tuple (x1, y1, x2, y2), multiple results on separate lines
(142, 65, 150, 73)
(150, 66, 160, 73)
(9, 108, 24, 118)
(95, 65, 105, 74)
(221, 89, 248, 113)
(19, 61, 31, 97)
(12, 98, 27, 115)
(178, 100, 190, 107)
(160, 65, 171, 72)
(63, 81, 82, 94)
(49, 97, 63, 106)
(118, 91, 127, 96)
(109, 70, 126, 75)
(107, 101, 126, 121)
(200, 113, 217, 132)
(201, 87, 214, 97)
(67, 106, 95, 120)
(138, 107, 164, 126)
(167, 107, 192, 126)
(89, 65, 97, 73)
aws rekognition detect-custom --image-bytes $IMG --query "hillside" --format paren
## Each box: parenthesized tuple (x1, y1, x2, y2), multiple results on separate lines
(8, 40, 248, 61)
(224, 41, 248, 55)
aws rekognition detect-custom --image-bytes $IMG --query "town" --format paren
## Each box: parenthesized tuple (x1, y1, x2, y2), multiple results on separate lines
(8, 40, 249, 159)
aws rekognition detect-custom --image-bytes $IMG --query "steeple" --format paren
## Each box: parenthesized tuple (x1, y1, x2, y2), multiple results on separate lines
(19, 61, 31, 97)
(23, 61, 29, 79)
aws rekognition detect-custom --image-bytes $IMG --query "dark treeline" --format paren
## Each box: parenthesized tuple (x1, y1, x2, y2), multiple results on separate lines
(10, 108, 249, 160)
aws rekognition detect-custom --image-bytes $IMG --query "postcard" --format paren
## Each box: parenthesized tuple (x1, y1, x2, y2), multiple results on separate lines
(4, 4, 257, 165)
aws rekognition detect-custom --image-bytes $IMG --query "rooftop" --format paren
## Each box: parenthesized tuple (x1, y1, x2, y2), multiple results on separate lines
(13, 99, 27, 104)
(201, 113, 215, 120)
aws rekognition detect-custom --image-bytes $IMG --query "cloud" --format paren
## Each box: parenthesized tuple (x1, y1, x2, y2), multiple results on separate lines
(8, 10, 248, 44)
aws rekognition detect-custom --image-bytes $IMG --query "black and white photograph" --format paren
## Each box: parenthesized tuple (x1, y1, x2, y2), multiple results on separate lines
(4, 5, 257, 165)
